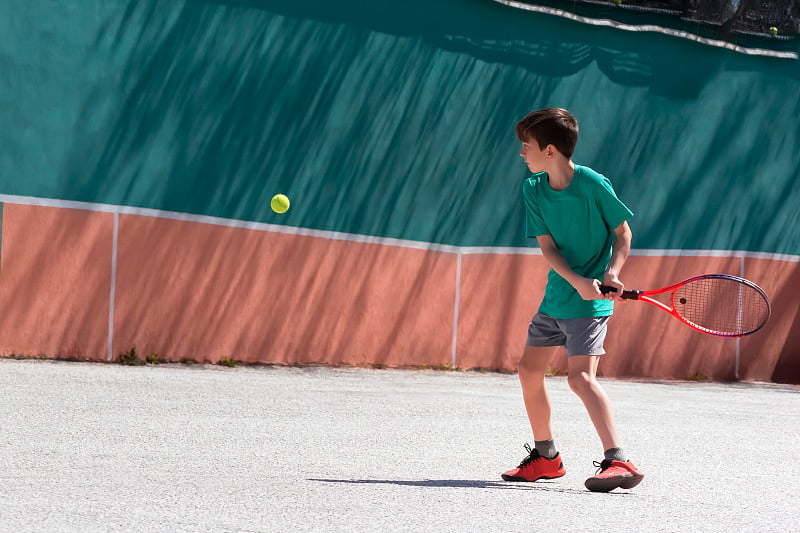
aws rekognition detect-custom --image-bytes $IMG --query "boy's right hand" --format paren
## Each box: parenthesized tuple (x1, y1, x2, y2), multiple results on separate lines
(573, 277, 604, 300)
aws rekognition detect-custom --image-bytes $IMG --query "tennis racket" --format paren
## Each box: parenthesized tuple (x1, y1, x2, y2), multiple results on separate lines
(599, 274, 771, 337)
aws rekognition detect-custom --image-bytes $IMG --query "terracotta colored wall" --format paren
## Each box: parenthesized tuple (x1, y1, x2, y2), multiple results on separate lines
(0, 204, 112, 360)
(738, 258, 800, 383)
(1, 203, 798, 383)
(112, 214, 455, 368)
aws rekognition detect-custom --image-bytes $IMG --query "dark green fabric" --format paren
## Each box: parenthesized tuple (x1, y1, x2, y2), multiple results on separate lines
(1, 0, 798, 254)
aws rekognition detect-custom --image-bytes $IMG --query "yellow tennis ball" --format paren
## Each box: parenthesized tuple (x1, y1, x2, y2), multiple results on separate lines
(271, 194, 290, 214)
(769, 26, 779, 36)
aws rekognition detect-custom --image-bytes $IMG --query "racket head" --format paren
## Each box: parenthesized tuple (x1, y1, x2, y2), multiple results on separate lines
(669, 274, 771, 337)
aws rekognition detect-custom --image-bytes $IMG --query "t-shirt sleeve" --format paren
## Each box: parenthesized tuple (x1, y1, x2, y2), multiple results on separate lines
(522, 179, 549, 238)
(594, 176, 634, 230)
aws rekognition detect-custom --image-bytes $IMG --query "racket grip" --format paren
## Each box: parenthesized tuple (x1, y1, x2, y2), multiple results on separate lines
(599, 285, 641, 300)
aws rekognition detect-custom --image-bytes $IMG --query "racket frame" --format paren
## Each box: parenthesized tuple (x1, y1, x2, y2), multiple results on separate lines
(602, 274, 771, 337)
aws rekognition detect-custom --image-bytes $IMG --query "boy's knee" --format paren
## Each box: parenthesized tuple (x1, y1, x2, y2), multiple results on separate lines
(518, 353, 546, 380)
(567, 371, 593, 394)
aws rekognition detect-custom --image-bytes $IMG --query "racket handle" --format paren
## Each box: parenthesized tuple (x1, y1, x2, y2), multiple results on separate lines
(599, 285, 641, 300)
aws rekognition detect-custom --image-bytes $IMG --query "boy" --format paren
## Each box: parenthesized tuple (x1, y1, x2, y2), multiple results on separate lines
(501, 108, 643, 492)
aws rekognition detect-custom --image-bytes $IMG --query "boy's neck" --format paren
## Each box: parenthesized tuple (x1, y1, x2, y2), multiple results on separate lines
(546, 159, 576, 191)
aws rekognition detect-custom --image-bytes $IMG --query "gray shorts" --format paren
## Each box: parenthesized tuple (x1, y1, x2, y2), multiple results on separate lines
(526, 312, 609, 357)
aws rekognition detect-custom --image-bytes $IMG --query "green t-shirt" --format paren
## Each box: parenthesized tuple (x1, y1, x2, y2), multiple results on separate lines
(522, 164, 634, 319)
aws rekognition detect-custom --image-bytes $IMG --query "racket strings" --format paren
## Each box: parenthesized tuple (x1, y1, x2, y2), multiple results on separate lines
(673, 278, 770, 336)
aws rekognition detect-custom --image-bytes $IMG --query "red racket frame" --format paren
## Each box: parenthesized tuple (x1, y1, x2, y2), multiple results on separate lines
(601, 274, 771, 337)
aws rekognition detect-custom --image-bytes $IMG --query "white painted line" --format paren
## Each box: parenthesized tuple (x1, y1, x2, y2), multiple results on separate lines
(108, 212, 119, 362)
(629, 249, 800, 263)
(0, 193, 797, 262)
(0, 194, 463, 254)
(459, 246, 543, 255)
(489, 0, 799, 59)
(451, 252, 463, 368)
(0, 194, 129, 214)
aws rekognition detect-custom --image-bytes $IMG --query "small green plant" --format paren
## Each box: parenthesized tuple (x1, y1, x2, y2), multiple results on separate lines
(545, 365, 567, 377)
(414, 364, 459, 371)
(118, 347, 144, 366)
(180, 357, 197, 365)
(145, 353, 160, 365)
(217, 356, 236, 368)
(686, 372, 709, 382)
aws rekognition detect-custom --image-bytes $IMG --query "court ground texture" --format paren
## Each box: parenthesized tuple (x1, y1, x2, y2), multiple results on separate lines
(1, 359, 798, 532)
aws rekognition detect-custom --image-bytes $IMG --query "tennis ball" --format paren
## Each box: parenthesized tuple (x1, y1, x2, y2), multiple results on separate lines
(769, 26, 779, 36)
(270, 194, 290, 214)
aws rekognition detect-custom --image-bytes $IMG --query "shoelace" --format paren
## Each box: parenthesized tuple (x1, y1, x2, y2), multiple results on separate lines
(517, 444, 543, 468)
(592, 459, 613, 474)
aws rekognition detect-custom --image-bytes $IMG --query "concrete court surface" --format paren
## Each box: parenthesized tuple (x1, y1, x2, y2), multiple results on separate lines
(1, 359, 798, 533)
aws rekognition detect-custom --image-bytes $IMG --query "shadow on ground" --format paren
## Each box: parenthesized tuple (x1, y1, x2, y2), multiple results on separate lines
(308, 478, 631, 495)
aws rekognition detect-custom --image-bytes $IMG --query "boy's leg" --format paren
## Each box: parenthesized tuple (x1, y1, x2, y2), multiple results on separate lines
(502, 344, 566, 482)
(518, 345, 560, 441)
(566, 355, 619, 451)
(567, 354, 644, 492)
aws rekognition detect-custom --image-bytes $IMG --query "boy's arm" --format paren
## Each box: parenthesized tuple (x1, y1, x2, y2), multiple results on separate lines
(602, 221, 632, 300)
(536, 234, 604, 300)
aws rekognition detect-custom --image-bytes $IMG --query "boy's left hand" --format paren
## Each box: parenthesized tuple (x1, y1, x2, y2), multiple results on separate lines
(602, 273, 624, 300)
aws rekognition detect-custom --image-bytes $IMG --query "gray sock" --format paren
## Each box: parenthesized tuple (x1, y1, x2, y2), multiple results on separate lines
(604, 447, 627, 462)
(534, 439, 557, 459)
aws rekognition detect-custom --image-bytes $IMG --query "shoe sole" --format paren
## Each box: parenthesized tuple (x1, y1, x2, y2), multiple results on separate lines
(584, 474, 644, 492)
(501, 473, 566, 482)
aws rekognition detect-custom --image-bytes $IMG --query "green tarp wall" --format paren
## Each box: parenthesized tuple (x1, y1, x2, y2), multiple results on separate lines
(2, 0, 799, 254)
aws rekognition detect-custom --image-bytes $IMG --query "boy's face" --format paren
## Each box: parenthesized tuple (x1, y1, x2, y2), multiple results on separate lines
(519, 138, 549, 173)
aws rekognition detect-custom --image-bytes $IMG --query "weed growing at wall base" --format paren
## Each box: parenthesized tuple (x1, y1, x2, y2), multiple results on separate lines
(118, 347, 144, 366)
(413, 364, 460, 371)
(546, 365, 568, 377)
(217, 356, 236, 368)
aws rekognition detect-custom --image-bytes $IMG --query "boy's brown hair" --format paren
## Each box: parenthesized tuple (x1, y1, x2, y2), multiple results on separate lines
(515, 108, 579, 158)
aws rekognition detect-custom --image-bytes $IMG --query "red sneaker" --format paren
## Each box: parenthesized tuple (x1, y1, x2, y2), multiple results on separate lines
(501, 444, 566, 482)
(584, 459, 644, 492)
